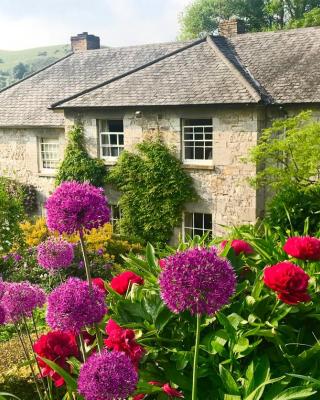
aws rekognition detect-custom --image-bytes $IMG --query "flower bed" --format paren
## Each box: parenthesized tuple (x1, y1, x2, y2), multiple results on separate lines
(0, 182, 320, 399)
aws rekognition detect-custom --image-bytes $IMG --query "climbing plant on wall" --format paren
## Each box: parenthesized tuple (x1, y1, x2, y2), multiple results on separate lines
(56, 124, 106, 187)
(107, 140, 197, 244)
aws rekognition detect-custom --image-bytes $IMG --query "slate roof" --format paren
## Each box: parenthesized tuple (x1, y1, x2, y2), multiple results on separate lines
(0, 27, 320, 127)
(0, 41, 191, 127)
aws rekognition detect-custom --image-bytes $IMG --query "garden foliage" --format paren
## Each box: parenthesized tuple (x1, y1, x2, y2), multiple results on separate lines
(0, 176, 37, 215)
(107, 140, 196, 244)
(55, 125, 106, 187)
(248, 111, 320, 191)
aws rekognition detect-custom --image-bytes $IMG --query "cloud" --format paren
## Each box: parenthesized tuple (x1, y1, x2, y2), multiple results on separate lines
(0, 0, 191, 50)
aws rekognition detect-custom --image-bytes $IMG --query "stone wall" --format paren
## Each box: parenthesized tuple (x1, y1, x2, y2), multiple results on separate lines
(65, 106, 261, 237)
(0, 127, 65, 211)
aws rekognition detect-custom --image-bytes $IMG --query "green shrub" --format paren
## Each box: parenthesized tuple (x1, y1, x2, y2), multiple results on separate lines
(56, 125, 106, 187)
(0, 177, 37, 215)
(265, 184, 320, 235)
(0, 184, 24, 253)
(107, 140, 196, 244)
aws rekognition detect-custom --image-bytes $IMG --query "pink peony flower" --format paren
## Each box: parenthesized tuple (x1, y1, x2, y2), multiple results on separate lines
(283, 236, 320, 261)
(221, 239, 254, 256)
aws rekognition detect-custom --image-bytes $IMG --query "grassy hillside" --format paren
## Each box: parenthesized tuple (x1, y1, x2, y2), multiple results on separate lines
(0, 44, 71, 89)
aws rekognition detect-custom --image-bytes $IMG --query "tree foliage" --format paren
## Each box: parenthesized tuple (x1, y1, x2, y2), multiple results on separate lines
(56, 125, 106, 187)
(289, 6, 320, 27)
(107, 140, 196, 244)
(265, 184, 320, 235)
(178, 0, 320, 39)
(247, 111, 320, 191)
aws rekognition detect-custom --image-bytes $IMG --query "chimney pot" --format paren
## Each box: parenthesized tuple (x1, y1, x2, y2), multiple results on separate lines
(218, 19, 245, 38)
(71, 32, 100, 52)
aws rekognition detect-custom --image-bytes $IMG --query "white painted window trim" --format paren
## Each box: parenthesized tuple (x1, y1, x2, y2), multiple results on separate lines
(182, 211, 213, 241)
(39, 137, 60, 172)
(182, 123, 213, 165)
(110, 204, 122, 233)
(99, 131, 124, 161)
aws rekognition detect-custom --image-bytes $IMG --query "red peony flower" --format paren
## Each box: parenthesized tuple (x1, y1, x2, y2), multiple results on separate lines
(33, 331, 79, 387)
(221, 239, 254, 256)
(104, 319, 145, 368)
(159, 259, 166, 269)
(149, 381, 184, 398)
(133, 395, 146, 400)
(110, 271, 144, 295)
(263, 261, 311, 305)
(92, 277, 106, 293)
(283, 236, 320, 261)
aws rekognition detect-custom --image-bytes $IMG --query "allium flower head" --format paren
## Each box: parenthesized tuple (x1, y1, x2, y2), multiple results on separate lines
(33, 331, 79, 387)
(283, 236, 320, 261)
(1, 282, 46, 322)
(221, 239, 254, 256)
(78, 350, 138, 400)
(45, 181, 110, 234)
(0, 305, 5, 325)
(159, 247, 236, 315)
(264, 261, 311, 305)
(37, 237, 74, 272)
(46, 277, 107, 333)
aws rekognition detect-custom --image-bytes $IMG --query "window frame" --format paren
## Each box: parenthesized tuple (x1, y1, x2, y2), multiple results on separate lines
(98, 120, 124, 161)
(110, 204, 122, 233)
(182, 212, 213, 240)
(182, 119, 213, 165)
(39, 136, 60, 172)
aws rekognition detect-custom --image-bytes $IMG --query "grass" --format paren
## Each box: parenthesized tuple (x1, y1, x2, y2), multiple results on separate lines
(0, 44, 70, 72)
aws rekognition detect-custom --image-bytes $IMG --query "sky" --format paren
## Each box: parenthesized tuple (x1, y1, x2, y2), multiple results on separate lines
(0, 0, 192, 50)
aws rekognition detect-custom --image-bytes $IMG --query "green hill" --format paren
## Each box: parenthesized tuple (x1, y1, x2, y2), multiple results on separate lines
(0, 44, 71, 89)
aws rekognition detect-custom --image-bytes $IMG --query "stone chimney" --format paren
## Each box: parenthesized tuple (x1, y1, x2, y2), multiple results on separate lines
(218, 19, 245, 38)
(71, 32, 100, 52)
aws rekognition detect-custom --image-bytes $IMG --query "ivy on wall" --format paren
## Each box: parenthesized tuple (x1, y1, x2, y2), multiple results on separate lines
(107, 140, 197, 244)
(56, 125, 106, 187)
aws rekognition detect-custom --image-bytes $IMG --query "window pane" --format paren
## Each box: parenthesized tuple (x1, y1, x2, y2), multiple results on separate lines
(204, 126, 213, 133)
(184, 228, 193, 238)
(194, 213, 203, 228)
(184, 119, 211, 126)
(110, 134, 118, 145)
(185, 147, 194, 159)
(102, 147, 111, 157)
(184, 133, 193, 140)
(108, 120, 123, 132)
(101, 135, 109, 145)
(205, 148, 212, 160)
(194, 127, 203, 133)
(204, 214, 212, 230)
(194, 229, 203, 237)
(111, 147, 119, 157)
(195, 147, 204, 159)
(118, 134, 124, 145)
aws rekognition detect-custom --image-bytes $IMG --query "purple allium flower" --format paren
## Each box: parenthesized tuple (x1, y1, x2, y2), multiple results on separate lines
(78, 260, 84, 269)
(1, 282, 46, 322)
(37, 237, 74, 272)
(97, 248, 104, 255)
(159, 247, 236, 316)
(0, 305, 5, 325)
(78, 351, 138, 400)
(12, 253, 22, 262)
(46, 277, 107, 334)
(45, 181, 110, 235)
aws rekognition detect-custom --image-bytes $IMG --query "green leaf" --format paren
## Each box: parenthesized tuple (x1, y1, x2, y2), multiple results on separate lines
(216, 312, 237, 343)
(219, 364, 240, 395)
(0, 394, 22, 400)
(154, 306, 174, 332)
(234, 337, 250, 354)
(39, 356, 77, 392)
(244, 377, 286, 400)
(224, 396, 242, 400)
(287, 374, 320, 386)
(271, 386, 317, 400)
(146, 243, 159, 272)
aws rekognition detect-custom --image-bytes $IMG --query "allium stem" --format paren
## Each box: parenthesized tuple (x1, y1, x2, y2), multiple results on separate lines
(79, 332, 87, 362)
(192, 313, 201, 400)
(79, 230, 104, 352)
(14, 323, 44, 400)
(22, 315, 49, 399)
(79, 230, 93, 290)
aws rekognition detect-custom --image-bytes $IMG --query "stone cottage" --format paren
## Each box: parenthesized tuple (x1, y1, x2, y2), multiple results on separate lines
(0, 21, 319, 239)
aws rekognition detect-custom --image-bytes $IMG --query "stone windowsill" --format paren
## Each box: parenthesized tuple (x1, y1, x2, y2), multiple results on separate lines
(183, 164, 215, 171)
(38, 172, 57, 178)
